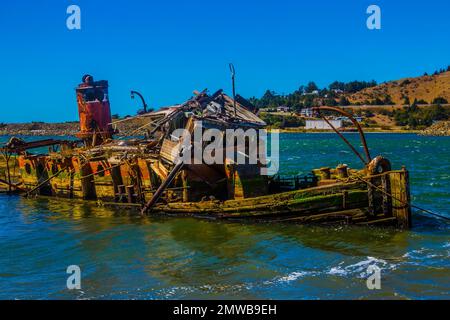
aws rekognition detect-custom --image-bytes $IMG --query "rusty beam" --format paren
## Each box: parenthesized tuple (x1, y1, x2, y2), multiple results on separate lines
(140, 161, 184, 215)
(313, 106, 371, 163)
(1, 139, 73, 153)
(320, 116, 368, 165)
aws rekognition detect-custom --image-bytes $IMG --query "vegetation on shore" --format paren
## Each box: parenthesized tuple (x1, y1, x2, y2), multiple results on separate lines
(250, 66, 450, 134)
(383, 102, 449, 129)
(249, 66, 450, 111)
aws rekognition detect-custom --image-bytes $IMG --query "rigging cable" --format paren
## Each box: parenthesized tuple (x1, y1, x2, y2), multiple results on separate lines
(350, 174, 450, 222)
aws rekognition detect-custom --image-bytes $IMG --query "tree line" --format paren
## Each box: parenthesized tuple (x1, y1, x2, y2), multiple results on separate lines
(249, 66, 450, 111)
(248, 80, 378, 111)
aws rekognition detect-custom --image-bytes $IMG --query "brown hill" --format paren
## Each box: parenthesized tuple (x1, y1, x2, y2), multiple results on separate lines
(347, 71, 450, 105)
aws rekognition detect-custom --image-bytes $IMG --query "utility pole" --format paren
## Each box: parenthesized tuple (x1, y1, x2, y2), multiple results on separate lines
(229, 63, 237, 117)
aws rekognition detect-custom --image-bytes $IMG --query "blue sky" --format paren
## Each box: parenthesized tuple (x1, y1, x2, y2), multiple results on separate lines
(0, 0, 449, 122)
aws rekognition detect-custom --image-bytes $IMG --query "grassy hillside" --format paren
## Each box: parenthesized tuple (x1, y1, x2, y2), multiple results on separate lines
(347, 71, 450, 105)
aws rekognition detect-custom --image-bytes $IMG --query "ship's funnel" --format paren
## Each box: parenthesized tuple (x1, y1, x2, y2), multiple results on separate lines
(75, 75, 114, 145)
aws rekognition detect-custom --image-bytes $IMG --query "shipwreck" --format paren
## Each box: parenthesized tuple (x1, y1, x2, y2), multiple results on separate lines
(0, 74, 412, 228)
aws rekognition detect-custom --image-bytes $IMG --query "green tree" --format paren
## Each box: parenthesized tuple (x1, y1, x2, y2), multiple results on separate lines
(383, 95, 394, 105)
(409, 98, 418, 112)
(432, 97, 448, 104)
(324, 98, 338, 106)
(305, 82, 319, 93)
(429, 104, 447, 121)
(403, 96, 410, 105)
(338, 96, 350, 106)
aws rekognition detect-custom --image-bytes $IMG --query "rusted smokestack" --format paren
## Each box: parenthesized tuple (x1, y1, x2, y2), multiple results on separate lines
(75, 75, 115, 145)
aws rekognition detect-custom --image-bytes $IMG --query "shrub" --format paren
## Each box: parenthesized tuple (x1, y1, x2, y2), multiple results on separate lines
(259, 114, 305, 128)
(432, 97, 448, 104)
(393, 104, 450, 128)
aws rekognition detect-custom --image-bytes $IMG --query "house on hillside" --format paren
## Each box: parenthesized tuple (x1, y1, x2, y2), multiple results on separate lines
(277, 105, 290, 113)
(300, 108, 314, 118)
(335, 116, 363, 123)
(302, 90, 319, 96)
(305, 119, 343, 130)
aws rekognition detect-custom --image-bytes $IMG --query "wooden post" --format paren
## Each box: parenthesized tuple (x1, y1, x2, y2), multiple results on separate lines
(118, 185, 126, 203)
(126, 185, 135, 203)
(381, 174, 391, 216)
(336, 164, 348, 179)
(389, 168, 412, 229)
(80, 160, 96, 200)
(2, 151, 12, 192)
(367, 177, 375, 216)
(342, 191, 348, 209)
(319, 167, 331, 180)
(182, 170, 189, 202)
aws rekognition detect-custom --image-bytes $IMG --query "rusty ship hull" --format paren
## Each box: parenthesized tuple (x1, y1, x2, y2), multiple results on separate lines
(0, 151, 412, 228)
(0, 75, 412, 229)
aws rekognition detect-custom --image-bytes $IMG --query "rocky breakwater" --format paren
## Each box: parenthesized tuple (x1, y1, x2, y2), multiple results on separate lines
(421, 121, 450, 136)
(0, 122, 79, 136)
(0, 117, 154, 137)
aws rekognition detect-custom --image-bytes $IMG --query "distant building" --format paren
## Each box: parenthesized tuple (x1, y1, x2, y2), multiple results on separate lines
(277, 105, 290, 112)
(305, 119, 343, 130)
(302, 90, 319, 96)
(335, 116, 363, 123)
(300, 108, 314, 117)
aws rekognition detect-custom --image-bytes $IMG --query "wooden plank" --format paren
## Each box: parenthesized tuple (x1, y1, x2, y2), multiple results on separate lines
(160, 139, 181, 163)
(141, 161, 184, 214)
(150, 160, 168, 180)
(389, 169, 412, 228)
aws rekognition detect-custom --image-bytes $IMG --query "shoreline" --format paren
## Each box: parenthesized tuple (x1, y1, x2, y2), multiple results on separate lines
(0, 121, 445, 137)
(267, 128, 421, 134)
(0, 130, 423, 137)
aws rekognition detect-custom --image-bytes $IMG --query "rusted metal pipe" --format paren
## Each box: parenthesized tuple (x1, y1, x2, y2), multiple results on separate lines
(320, 115, 368, 165)
(313, 106, 371, 163)
(131, 90, 148, 113)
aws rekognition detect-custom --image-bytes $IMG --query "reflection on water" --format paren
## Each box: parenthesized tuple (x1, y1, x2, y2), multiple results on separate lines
(0, 133, 449, 299)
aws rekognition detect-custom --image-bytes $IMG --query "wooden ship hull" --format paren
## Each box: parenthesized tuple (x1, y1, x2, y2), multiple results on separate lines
(151, 170, 411, 228)
(0, 75, 412, 229)
(0, 154, 411, 228)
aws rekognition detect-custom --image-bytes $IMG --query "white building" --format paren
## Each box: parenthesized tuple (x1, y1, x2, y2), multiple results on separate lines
(305, 119, 343, 130)
(335, 116, 363, 123)
(277, 105, 290, 112)
(302, 90, 319, 96)
(300, 108, 314, 117)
